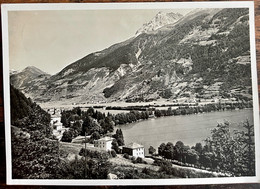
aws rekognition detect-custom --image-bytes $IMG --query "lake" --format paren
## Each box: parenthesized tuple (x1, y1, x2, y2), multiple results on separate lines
(116, 109, 254, 155)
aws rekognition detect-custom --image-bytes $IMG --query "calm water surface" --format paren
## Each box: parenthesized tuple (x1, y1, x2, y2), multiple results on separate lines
(116, 109, 253, 155)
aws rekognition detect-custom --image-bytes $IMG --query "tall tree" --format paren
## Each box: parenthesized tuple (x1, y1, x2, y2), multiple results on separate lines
(205, 121, 250, 175)
(164, 142, 174, 160)
(148, 146, 156, 155)
(158, 143, 166, 157)
(112, 129, 124, 146)
(238, 119, 255, 176)
(111, 139, 120, 154)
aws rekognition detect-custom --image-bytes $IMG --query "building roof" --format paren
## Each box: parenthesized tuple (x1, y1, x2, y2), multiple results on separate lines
(123, 142, 144, 149)
(96, 136, 113, 142)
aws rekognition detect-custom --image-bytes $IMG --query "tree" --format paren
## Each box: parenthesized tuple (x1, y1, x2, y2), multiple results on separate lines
(174, 141, 185, 161)
(238, 119, 255, 176)
(12, 128, 60, 179)
(112, 129, 124, 146)
(158, 143, 166, 157)
(199, 151, 214, 169)
(71, 121, 82, 134)
(148, 146, 156, 155)
(61, 130, 73, 142)
(164, 142, 174, 160)
(100, 117, 114, 134)
(90, 131, 100, 142)
(204, 121, 249, 175)
(60, 113, 69, 127)
(81, 116, 95, 135)
(186, 149, 199, 165)
(86, 107, 95, 117)
(96, 111, 105, 121)
(110, 149, 117, 157)
(182, 145, 191, 164)
(74, 107, 82, 117)
(111, 139, 120, 154)
(117, 138, 124, 147)
(194, 143, 203, 155)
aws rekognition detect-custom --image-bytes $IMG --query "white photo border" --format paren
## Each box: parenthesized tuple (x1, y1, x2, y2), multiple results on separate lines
(2, 1, 260, 185)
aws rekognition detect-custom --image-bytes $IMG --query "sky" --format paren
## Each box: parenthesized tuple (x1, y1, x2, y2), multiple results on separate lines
(8, 9, 191, 75)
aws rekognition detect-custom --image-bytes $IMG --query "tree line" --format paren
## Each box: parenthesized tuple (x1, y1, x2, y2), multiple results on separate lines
(154, 102, 252, 118)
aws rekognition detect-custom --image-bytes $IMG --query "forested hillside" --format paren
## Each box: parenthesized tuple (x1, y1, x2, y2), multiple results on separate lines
(11, 85, 59, 178)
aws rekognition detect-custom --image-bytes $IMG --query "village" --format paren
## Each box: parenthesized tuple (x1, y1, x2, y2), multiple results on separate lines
(48, 108, 145, 159)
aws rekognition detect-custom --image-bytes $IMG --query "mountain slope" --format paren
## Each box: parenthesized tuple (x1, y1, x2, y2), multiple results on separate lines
(10, 85, 61, 179)
(10, 66, 51, 97)
(10, 8, 252, 104)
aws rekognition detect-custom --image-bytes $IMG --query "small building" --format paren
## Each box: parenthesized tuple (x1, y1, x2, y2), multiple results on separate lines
(53, 123, 62, 131)
(50, 116, 63, 131)
(94, 136, 114, 151)
(122, 142, 145, 158)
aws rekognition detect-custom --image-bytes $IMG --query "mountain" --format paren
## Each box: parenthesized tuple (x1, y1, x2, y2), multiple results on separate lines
(10, 66, 51, 99)
(10, 8, 252, 104)
(135, 12, 183, 36)
(10, 69, 19, 75)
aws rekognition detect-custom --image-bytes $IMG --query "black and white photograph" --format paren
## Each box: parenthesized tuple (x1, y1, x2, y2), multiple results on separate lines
(2, 2, 260, 185)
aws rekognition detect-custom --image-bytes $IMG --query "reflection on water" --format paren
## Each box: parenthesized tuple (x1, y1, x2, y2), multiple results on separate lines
(116, 109, 253, 155)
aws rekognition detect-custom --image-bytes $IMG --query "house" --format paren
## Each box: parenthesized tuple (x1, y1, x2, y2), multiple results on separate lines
(50, 116, 63, 131)
(53, 122, 63, 131)
(122, 142, 145, 158)
(94, 136, 114, 151)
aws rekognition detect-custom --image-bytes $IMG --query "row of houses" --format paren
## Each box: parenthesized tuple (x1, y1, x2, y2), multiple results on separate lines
(93, 136, 145, 158)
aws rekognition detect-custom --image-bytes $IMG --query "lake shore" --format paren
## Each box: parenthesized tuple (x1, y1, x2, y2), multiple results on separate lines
(116, 109, 253, 155)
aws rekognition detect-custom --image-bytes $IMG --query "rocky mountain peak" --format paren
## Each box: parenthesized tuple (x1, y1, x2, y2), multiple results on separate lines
(135, 11, 183, 36)
(10, 69, 19, 75)
(22, 66, 48, 76)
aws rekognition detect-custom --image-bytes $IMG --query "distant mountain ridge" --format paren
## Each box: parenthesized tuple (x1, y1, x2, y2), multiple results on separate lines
(10, 66, 51, 99)
(10, 8, 252, 104)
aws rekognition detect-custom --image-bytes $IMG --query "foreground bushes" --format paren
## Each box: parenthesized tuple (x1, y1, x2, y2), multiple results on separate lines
(157, 119, 255, 176)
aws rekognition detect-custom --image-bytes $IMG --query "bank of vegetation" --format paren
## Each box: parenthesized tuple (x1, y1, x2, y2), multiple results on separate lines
(153, 120, 255, 177)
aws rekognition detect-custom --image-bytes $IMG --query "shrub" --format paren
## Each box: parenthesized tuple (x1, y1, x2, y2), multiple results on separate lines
(153, 159, 171, 167)
(110, 149, 117, 157)
(132, 157, 147, 164)
(142, 167, 151, 175)
(79, 148, 110, 160)
(123, 153, 130, 159)
(61, 130, 73, 142)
